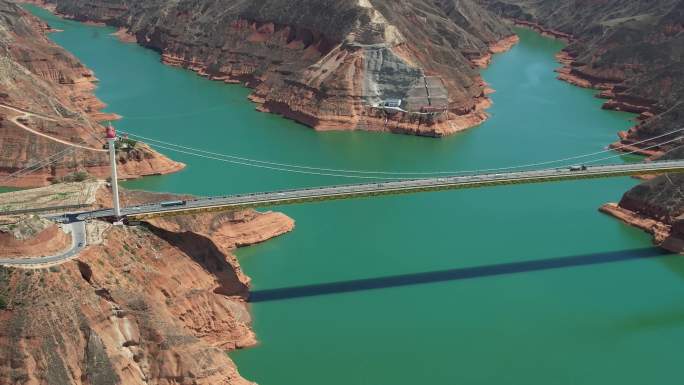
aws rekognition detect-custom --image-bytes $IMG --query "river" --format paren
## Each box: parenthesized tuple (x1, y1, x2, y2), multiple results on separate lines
(26, 5, 684, 385)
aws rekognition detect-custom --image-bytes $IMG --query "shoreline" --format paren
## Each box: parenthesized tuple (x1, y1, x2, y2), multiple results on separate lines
(160, 33, 519, 137)
(0, 185, 296, 384)
(0, 1, 186, 188)
(514, 20, 661, 158)
(512, 19, 677, 251)
(30, 0, 519, 138)
(599, 203, 684, 253)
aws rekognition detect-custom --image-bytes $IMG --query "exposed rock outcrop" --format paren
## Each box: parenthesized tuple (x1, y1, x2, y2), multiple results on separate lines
(0, 188, 295, 385)
(0, 215, 71, 258)
(34, 0, 518, 136)
(0, 0, 184, 188)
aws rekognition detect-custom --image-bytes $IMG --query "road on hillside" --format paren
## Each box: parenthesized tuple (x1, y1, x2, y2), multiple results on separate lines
(0, 103, 106, 152)
(0, 221, 87, 266)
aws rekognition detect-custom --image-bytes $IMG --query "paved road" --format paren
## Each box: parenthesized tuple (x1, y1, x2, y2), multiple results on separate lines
(77, 160, 684, 220)
(0, 221, 87, 266)
(4, 160, 681, 266)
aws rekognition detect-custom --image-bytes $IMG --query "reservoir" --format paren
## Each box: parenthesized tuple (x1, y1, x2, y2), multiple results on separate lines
(27, 5, 684, 385)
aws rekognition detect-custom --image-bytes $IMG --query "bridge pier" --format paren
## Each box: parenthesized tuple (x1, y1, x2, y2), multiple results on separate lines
(106, 124, 122, 218)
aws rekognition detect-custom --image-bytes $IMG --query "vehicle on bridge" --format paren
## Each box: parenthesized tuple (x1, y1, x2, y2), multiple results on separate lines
(569, 165, 588, 171)
(160, 200, 187, 208)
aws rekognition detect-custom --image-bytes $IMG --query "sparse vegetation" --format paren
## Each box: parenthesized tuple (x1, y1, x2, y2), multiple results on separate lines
(115, 137, 137, 151)
(0, 266, 11, 310)
(53, 171, 91, 184)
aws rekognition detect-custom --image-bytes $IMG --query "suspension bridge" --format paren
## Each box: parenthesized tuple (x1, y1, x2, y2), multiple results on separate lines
(1, 104, 684, 266)
(73, 159, 684, 221)
(1, 103, 684, 222)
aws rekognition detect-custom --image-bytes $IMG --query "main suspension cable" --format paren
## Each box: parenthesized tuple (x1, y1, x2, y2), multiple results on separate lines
(142, 142, 412, 180)
(584, 135, 683, 165)
(138, 134, 684, 181)
(0, 147, 76, 183)
(121, 126, 684, 177)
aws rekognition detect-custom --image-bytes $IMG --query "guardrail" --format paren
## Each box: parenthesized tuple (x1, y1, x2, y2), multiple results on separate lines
(123, 162, 684, 220)
(0, 204, 90, 216)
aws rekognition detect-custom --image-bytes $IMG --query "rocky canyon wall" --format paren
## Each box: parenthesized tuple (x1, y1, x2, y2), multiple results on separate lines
(35, 0, 518, 137)
(0, 0, 184, 188)
(0, 188, 295, 385)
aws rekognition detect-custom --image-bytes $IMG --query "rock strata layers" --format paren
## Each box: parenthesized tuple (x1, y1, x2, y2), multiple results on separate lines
(36, 0, 518, 136)
(0, 0, 184, 187)
(479, 0, 684, 155)
(0, 187, 295, 385)
(0, 215, 71, 258)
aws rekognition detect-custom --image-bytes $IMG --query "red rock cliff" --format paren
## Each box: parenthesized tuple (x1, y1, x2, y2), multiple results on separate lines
(0, 1, 184, 188)
(0, 188, 295, 385)
(37, 0, 519, 137)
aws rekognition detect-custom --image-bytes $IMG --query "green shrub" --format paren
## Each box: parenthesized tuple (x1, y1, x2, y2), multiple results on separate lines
(115, 138, 137, 151)
(52, 171, 91, 184)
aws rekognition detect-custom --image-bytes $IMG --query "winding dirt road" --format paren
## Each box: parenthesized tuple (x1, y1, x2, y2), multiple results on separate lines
(0, 103, 106, 152)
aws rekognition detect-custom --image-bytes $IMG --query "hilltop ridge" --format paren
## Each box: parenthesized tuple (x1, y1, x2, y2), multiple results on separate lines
(32, 0, 518, 136)
(0, 0, 184, 187)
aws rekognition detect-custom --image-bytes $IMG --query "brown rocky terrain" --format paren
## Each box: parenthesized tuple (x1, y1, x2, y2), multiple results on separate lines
(600, 149, 684, 252)
(477, 0, 684, 252)
(0, 0, 184, 188)
(31, 0, 519, 137)
(0, 187, 295, 385)
(0, 215, 71, 258)
(479, 0, 684, 153)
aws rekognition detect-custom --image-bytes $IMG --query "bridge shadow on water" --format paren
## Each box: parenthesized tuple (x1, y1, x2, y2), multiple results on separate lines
(249, 248, 669, 303)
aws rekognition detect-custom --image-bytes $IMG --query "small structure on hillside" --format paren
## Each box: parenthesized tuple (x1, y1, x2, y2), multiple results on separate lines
(379, 99, 403, 109)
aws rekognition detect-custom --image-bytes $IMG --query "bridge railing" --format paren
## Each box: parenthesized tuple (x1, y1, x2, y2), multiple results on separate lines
(122, 160, 684, 213)
(0, 204, 91, 217)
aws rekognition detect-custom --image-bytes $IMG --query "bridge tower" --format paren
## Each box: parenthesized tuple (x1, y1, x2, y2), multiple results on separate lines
(106, 123, 122, 218)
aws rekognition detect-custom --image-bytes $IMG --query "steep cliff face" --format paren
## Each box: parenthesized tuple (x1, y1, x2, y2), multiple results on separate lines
(38, 0, 516, 136)
(600, 148, 684, 252)
(0, 215, 71, 258)
(0, 0, 184, 188)
(0, 189, 295, 385)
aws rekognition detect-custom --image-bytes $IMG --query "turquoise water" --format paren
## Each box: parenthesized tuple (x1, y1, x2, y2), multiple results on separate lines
(0, 188, 20, 193)
(26, 5, 684, 385)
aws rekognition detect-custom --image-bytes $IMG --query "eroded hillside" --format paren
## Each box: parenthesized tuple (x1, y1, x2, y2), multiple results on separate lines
(0, 187, 294, 385)
(0, 0, 184, 187)
(35, 0, 518, 136)
(480, 0, 684, 152)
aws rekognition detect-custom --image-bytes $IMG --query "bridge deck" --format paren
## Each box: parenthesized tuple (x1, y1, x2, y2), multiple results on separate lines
(74, 161, 684, 221)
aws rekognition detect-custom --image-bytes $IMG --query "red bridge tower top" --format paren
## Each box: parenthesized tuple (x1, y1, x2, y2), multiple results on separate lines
(105, 123, 116, 140)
